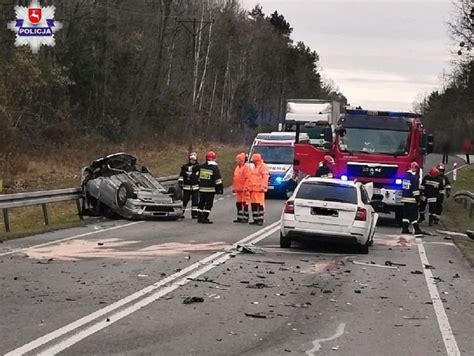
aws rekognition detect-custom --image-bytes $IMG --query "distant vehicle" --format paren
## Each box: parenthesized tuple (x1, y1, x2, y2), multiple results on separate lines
(280, 177, 378, 254)
(80, 153, 184, 220)
(248, 132, 309, 197)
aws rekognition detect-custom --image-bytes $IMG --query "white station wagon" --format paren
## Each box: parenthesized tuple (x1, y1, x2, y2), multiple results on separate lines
(280, 177, 379, 254)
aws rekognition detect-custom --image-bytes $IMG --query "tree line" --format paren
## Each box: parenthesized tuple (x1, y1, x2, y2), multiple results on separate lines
(416, 0, 473, 151)
(0, 0, 346, 152)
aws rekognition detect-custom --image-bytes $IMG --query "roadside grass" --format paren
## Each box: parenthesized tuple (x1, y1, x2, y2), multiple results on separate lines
(443, 165, 474, 266)
(0, 143, 245, 241)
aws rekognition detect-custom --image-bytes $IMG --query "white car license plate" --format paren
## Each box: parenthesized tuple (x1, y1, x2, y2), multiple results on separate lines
(268, 186, 274, 190)
(373, 188, 381, 195)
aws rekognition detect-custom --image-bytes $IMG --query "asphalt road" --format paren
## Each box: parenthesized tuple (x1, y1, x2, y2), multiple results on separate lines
(1, 154, 472, 356)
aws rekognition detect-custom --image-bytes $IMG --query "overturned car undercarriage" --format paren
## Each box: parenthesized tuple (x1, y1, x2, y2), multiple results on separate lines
(80, 153, 183, 220)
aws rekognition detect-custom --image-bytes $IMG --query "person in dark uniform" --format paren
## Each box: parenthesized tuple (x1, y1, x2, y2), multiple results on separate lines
(178, 152, 200, 219)
(401, 162, 424, 235)
(436, 163, 451, 223)
(196, 151, 223, 224)
(419, 167, 444, 226)
(315, 155, 335, 178)
(441, 141, 450, 164)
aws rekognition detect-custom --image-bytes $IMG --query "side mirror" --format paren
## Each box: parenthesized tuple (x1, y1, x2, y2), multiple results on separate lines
(336, 126, 346, 137)
(323, 142, 331, 150)
(293, 159, 300, 166)
(365, 182, 374, 201)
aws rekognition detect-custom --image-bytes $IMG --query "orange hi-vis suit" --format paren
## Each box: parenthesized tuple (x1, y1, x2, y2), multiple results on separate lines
(249, 153, 269, 225)
(232, 153, 251, 223)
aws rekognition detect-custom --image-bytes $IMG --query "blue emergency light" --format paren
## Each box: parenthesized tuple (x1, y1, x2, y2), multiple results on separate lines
(345, 109, 419, 118)
(395, 179, 402, 185)
(341, 175, 348, 181)
(275, 176, 284, 185)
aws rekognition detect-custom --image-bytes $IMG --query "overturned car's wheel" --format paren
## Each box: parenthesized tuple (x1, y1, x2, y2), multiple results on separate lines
(280, 233, 291, 248)
(116, 182, 134, 207)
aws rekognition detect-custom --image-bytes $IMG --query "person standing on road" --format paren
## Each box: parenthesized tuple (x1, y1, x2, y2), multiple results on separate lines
(249, 153, 269, 226)
(232, 152, 251, 223)
(315, 155, 335, 178)
(196, 151, 223, 224)
(441, 141, 450, 164)
(420, 167, 444, 226)
(463, 138, 472, 164)
(436, 163, 451, 223)
(401, 162, 425, 235)
(178, 152, 200, 219)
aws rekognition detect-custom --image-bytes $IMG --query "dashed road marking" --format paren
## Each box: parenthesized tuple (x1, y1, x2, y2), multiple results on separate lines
(416, 238, 460, 356)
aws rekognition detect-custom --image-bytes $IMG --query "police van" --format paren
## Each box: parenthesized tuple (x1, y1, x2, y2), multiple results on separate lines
(248, 132, 309, 197)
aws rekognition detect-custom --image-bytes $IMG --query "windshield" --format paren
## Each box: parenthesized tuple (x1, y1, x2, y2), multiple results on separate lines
(251, 146, 294, 164)
(296, 182, 357, 204)
(338, 128, 410, 155)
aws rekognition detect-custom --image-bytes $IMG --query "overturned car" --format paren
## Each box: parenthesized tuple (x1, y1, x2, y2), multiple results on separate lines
(80, 153, 183, 220)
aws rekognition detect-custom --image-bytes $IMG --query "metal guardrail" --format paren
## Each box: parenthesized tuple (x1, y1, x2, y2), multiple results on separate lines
(0, 175, 179, 233)
(453, 190, 474, 218)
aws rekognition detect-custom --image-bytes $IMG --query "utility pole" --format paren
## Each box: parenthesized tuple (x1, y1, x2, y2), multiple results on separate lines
(175, 17, 214, 143)
(175, 18, 214, 61)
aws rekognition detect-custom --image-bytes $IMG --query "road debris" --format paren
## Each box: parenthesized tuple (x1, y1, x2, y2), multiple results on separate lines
(187, 277, 230, 287)
(353, 260, 398, 270)
(183, 296, 204, 304)
(245, 312, 269, 319)
(250, 260, 286, 265)
(246, 283, 270, 289)
(411, 270, 423, 275)
(137, 274, 149, 278)
(354, 290, 361, 294)
(236, 244, 261, 254)
(453, 273, 460, 278)
(384, 260, 406, 267)
(424, 264, 435, 270)
(97, 242, 104, 246)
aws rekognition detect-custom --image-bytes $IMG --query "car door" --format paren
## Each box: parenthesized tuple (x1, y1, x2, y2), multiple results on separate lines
(360, 184, 377, 239)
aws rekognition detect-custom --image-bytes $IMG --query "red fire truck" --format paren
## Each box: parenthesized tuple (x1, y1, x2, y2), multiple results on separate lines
(290, 108, 434, 220)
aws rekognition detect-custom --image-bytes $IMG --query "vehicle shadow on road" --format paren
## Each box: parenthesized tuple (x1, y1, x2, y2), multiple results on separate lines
(288, 237, 360, 255)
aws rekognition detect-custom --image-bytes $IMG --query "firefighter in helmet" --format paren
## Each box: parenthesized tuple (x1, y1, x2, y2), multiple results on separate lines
(249, 153, 269, 225)
(315, 155, 335, 178)
(178, 152, 200, 219)
(232, 152, 251, 223)
(196, 151, 223, 224)
(401, 161, 424, 234)
(420, 166, 444, 226)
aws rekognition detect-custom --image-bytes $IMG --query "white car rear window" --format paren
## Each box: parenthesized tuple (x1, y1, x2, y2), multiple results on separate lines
(296, 182, 357, 204)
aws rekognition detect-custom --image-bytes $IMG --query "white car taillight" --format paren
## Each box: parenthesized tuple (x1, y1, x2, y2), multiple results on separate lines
(355, 207, 367, 221)
(284, 200, 295, 214)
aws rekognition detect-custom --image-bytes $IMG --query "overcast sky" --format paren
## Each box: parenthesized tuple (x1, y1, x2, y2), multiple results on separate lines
(240, 0, 454, 111)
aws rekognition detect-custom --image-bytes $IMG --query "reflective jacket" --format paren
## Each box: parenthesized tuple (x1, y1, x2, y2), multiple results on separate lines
(401, 171, 420, 204)
(315, 165, 333, 178)
(233, 164, 251, 193)
(197, 161, 223, 193)
(420, 175, 444, 202)
(178, 162, 199, 190)
(250, 162, 269, 192)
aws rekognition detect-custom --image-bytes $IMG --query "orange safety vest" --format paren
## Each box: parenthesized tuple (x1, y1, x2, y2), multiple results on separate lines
(233, 164, 251, 192)
(250, 162, 269, 192)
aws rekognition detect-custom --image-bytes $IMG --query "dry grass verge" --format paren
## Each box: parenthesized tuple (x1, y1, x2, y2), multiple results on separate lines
(0, 143, 246, 240)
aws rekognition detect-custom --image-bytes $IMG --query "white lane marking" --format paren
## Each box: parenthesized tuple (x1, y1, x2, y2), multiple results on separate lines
(6, 221, 280, 355)
(416, 238, 460, 356)
(306, 322, 346, 355)
(217, 197, 224, 201)
(423, 242, 456, 247)
(0, 221, 143, 257)
(37, 224, 281, 355)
